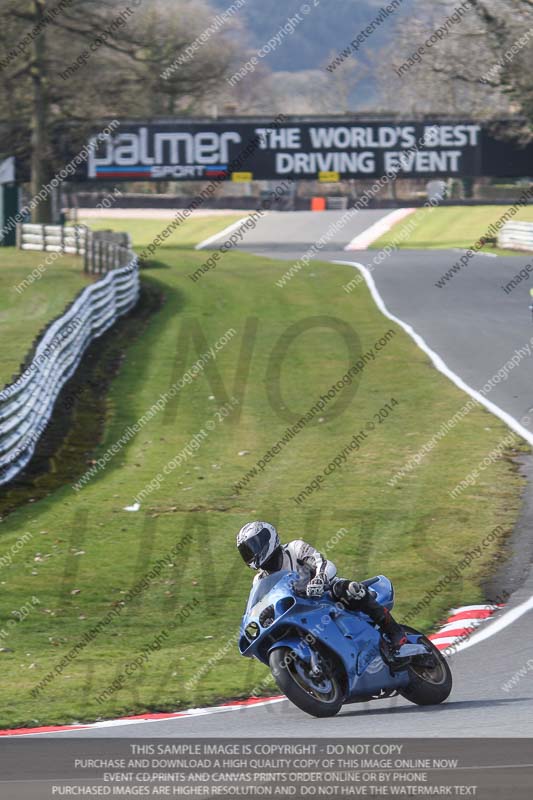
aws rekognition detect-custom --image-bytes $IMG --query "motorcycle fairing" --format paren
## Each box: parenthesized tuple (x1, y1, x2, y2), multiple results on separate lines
(239, 571, 421, 701)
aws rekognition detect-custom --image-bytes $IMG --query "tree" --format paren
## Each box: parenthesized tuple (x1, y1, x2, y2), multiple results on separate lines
(129, 0, 241, 117)
(0, 0, 240, 222)
(466, 0, 533, 132)
(374, 0, 533, 133)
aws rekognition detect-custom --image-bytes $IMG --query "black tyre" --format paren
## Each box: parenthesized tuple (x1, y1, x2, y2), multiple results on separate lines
(269, 645, 344, 718)
(399, 628, 452, 706)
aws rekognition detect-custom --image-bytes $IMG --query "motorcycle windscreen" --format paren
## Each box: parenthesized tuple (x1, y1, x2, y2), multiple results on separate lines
(244, 570, 295, 617)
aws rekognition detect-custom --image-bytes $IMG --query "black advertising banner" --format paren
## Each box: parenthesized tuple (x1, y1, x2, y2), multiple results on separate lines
(84, 119, 533, 182)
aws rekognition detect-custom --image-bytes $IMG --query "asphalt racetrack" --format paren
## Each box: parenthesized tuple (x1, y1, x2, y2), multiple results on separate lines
(45, 209, 533, 737)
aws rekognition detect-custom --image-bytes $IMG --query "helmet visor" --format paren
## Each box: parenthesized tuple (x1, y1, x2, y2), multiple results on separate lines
(238, 527, 273, 568)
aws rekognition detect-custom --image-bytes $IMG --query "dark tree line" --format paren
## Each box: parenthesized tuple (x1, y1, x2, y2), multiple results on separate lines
(378, 0, 533, 132)
(0, 0, 240, 221)
(1, 0, 531, 223)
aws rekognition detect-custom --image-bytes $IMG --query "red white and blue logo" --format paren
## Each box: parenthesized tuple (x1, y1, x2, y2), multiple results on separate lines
(93, 165, 153, 180)
(92, 165, 229, 180)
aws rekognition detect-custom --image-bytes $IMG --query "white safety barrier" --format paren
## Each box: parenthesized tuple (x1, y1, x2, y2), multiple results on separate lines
(0, 244, 139, 485)
(498, 221, 533, 252)
(17, 223, 88, 255)
(17, 224, 132, 273)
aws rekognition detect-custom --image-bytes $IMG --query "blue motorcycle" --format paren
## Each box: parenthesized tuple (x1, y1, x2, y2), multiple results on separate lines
(239, 570, 452, 717)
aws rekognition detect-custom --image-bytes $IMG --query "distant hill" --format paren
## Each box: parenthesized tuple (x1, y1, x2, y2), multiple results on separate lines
(210, 0, 413, 72)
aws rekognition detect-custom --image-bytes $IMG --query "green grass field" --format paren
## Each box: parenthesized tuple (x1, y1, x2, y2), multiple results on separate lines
(0, 250, 87, 387)
(81, 213, 244, 251)
(372, 205, 533, 256)
(0, 215, 526, 728)
(0, 216, 241, 389)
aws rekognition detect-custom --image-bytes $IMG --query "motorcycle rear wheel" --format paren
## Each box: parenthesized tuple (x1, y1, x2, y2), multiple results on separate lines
(269, 646, 344, 718)
(399, 628, 452, 706)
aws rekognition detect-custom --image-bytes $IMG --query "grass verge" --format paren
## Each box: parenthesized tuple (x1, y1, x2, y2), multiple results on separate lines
(0, 250, 87, 387)
(0, 231, 527, 728)
(80, 214, 245, 253)
(372, 205, 533, 256)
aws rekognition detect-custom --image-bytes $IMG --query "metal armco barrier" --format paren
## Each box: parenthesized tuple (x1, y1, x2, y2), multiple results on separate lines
(498, 221, 533, 252)
(1, 237, 139, 486)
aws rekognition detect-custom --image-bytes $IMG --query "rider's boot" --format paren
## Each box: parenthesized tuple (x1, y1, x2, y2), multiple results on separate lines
(378, 607, 408, 651)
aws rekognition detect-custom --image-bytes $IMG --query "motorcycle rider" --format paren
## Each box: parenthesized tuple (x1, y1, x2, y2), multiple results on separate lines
(237, 521, 407, 651)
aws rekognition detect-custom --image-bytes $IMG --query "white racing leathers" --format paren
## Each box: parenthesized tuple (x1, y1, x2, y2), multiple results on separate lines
(253, 539, 336, 585)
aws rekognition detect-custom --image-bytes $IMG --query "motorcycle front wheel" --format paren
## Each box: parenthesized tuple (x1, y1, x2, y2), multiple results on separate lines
(269, 645, 344, 718)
